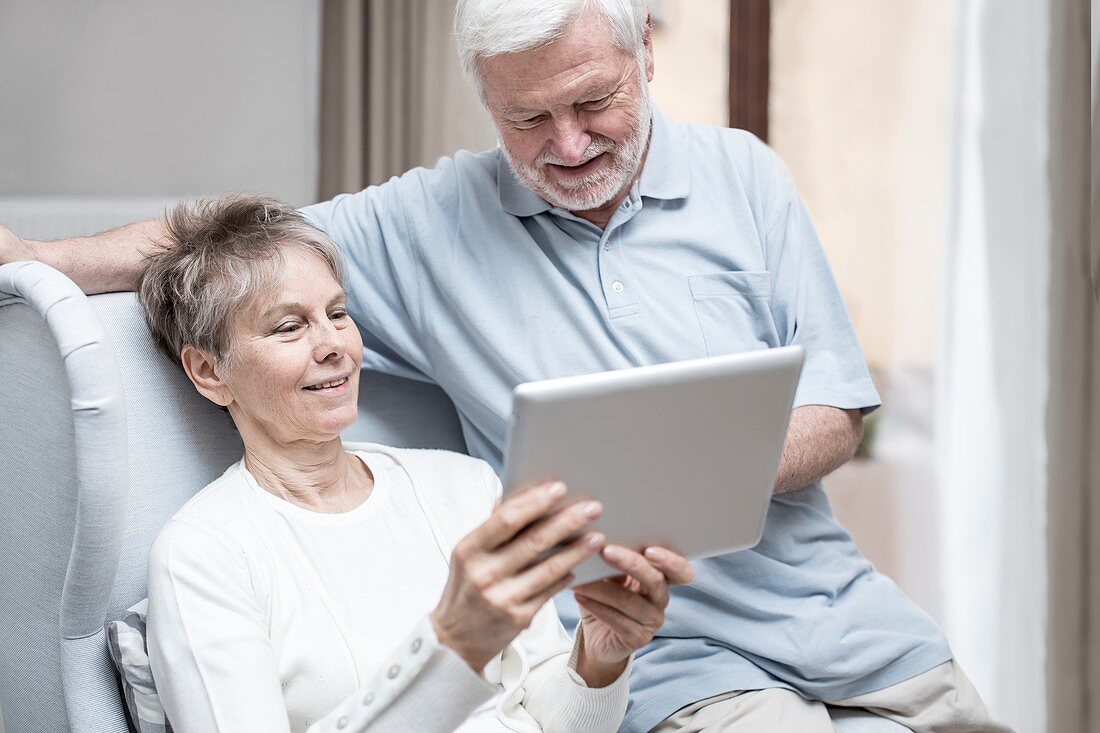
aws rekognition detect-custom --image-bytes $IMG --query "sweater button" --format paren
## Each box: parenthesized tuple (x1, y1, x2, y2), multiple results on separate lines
(387, 664, 401, 679)
(363, 692, 375, 705)
(411, 637, 422, 653)
(336, 716, 349, 729)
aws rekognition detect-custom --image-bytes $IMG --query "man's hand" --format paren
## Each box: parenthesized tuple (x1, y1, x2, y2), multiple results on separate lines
(571, 545, 694, 687)
(0, 219, 167, 294)
(0, 225, 36, 266)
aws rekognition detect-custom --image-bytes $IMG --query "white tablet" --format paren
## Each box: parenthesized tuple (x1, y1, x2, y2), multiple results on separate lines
(502, 346, 804, 584)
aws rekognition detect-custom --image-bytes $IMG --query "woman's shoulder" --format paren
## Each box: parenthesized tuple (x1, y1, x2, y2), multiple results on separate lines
(346, 442, 501, 527)
(149, 462, 262, 568)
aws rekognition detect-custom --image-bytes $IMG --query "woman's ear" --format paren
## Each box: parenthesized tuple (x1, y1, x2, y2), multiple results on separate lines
(180, 345, 233, 408)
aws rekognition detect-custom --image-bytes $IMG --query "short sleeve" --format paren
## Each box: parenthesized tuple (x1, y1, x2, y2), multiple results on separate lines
(300, 171, 444, 384)
(758, 148, 881, 414)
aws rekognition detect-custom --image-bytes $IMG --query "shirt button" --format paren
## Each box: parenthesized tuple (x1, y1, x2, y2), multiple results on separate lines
(612, 281, 625, 294)
(387, 664, 400, 679)
(411, 637, 422, 653)
(363, 692, 375, 705)
(337, 716, 349, 729)
(623, 200, 632, 209)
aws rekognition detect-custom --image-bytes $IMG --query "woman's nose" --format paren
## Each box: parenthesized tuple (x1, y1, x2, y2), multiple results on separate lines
(312, 320, 347, 362)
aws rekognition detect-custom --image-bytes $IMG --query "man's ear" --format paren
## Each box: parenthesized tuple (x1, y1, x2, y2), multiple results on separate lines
(643, 13, 655, 82)
(180, 345, 234, 408)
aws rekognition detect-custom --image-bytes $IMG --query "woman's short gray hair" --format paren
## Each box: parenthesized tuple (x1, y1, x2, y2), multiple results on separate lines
(454, 0, 650, 95)
(138, 195, 344, 372)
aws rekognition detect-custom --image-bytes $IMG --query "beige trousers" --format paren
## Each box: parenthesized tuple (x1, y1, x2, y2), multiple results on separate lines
(651, 661, 1015, 733)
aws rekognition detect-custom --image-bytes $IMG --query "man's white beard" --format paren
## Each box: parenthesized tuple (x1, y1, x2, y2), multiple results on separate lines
(502, 98, 653, 213)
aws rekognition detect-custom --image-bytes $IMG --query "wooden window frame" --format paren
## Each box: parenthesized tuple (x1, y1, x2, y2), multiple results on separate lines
(728, 0, 771, 140)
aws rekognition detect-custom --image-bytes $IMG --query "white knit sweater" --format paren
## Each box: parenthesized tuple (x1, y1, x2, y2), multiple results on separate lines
(146, 443, 629, 732)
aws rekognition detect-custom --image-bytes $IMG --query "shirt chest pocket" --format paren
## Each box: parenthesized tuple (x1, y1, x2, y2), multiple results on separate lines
(689, 271, 779, 356)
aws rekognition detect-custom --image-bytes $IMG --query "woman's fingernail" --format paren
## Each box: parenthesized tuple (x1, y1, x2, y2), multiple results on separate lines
(603, 545, 621, 561)
(645, 547, 666, 561)
(586, 532, 605, 549)
(546, 481, 566, 498)
(583, 500, 603, 518)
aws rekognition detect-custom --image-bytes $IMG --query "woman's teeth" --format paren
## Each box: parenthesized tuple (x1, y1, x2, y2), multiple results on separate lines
(305, 377, 347, 391)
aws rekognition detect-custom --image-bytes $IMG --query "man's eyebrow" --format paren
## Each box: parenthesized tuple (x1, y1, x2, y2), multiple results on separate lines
(500, 83, 619, 117)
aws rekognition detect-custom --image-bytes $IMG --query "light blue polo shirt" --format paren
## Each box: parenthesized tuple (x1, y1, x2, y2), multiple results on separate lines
(302, 108, 952, 732)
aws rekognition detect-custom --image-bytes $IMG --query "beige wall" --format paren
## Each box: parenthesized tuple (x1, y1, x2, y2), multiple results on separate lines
(649, 0, 730, 126)
(770, 0, 955, 373)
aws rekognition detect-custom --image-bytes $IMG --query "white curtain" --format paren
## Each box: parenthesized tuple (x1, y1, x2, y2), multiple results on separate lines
(940, 1, 1095, 732)
(939, 1, 1051, 730)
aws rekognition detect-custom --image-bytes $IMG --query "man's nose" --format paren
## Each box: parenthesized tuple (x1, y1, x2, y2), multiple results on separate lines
(549, 116, 592, 164)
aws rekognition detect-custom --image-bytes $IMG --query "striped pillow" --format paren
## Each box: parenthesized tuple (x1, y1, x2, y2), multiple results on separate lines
(105, 599, 173, 733)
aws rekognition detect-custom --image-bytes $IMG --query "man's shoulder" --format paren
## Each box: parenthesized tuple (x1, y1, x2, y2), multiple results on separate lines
(670, 119, 795, 207)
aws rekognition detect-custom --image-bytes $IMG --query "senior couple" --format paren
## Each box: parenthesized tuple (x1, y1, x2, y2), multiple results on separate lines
(0, 1, 1013, 731)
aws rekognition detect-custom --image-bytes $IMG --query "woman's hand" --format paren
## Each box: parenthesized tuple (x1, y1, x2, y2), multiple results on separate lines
(430, 481, 606, 672)
(572, 545, 695, 687)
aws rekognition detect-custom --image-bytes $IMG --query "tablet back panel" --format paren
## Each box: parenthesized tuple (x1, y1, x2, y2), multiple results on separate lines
(502, 346, 803, 583)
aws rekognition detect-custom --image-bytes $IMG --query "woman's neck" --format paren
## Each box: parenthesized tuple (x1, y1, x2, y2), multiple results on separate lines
(242, 435, 373, 514)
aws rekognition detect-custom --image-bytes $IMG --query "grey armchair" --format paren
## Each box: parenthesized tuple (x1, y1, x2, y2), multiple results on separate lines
(0, 261, 466, 733)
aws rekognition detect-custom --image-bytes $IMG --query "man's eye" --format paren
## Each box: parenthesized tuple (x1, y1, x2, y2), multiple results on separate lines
(515, 115, 546, 128)
(583, 95, 611, 108)
(331, 310, 348, 320)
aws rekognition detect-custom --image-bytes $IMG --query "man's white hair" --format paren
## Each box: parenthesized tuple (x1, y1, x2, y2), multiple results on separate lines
(454, 0, 650, 95)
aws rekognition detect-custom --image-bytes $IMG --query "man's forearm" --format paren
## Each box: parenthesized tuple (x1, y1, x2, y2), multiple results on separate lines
(29, 218, 168, 294)
(772, 405, 864, 494)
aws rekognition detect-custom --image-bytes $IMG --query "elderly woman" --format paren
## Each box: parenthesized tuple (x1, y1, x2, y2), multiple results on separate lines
(138, 195, 692, 733)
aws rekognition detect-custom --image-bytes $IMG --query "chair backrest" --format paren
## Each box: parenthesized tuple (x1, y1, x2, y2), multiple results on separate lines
(0, 261, 466, 733)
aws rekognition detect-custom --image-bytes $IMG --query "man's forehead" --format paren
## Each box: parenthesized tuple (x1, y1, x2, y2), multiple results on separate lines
(478, 9, 635, 110)
(484, 55, 633, 114)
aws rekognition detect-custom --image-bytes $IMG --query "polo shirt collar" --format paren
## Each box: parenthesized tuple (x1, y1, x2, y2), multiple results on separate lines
(497, 104, 690, 218)
(637, 106, 691, 201)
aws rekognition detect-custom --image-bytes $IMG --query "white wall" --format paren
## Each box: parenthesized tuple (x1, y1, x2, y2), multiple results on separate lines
(0, 0, 320, 206)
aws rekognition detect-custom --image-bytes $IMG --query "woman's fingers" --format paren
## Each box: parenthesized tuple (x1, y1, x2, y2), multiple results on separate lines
(504, 530, 606, 602)
(643, 546, 695, 586)
(575, 593, 648, 643)
(572, 580, 662, 627)
(490, 498, 603, 575)
(597, 545, 670, 607)
(460, 481, 567, 552)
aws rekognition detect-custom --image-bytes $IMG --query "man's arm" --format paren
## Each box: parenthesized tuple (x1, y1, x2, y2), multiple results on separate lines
(0, 219, 167, 294)
(773, 405, 864, 494)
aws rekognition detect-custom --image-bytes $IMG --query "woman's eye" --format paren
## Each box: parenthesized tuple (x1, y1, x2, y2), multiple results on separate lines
(276, 322, 301, 334)
(331, 310, 348, 320)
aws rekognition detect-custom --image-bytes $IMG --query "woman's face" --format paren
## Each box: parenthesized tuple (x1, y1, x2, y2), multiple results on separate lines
(215, 247, 364, 445)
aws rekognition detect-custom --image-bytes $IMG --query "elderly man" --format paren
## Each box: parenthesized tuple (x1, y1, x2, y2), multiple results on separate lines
(0, 1, 1011, 731)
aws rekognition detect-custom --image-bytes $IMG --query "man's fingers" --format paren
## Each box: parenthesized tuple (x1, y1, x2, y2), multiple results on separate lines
(506, 531, 605, 602)
(462, 481, 567, 551)
(643, 546, 695, 586)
